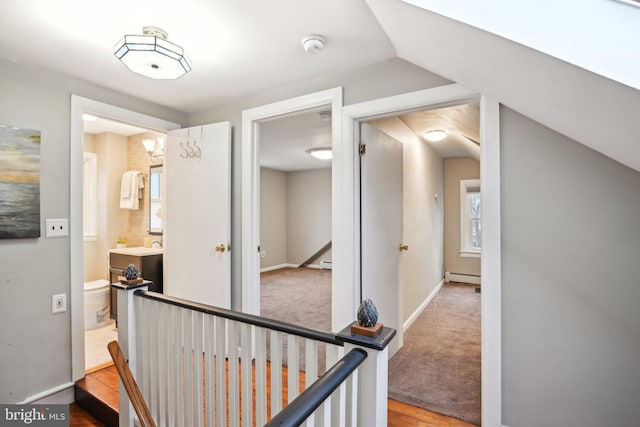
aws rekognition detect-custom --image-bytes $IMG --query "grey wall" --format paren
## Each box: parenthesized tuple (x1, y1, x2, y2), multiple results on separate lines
(260, 167, 287, 268)
(286, 168, 332, 266)
(187, 57, 450, 309)
(0, 59, 186, 403)
(443, 157, 481, 276)
(501, 107, 640, 427)
(260, 167, 332, 269)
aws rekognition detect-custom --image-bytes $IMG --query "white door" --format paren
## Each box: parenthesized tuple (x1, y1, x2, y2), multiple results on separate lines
(163, 122, 231, 309)
(360, 122, 403, 356)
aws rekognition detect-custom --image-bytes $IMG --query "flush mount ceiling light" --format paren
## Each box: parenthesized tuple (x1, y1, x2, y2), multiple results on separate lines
(423, 129, 448, 142)
(82, 113, 97, 121)
(309, 147, 332, 160)
(114, 26, 191, 79)
(302, 34, 327, 54)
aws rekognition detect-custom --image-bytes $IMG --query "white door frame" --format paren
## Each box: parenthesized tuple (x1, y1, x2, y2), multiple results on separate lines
(241, 87, 343, 323)
(338, 83, 501, 426)
(69, 95, 181, 380)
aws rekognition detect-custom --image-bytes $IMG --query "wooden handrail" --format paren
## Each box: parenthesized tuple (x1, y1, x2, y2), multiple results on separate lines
(107, 340, 156, 427)
(264, 348, 368, 427)
(134, 290, 342, 345)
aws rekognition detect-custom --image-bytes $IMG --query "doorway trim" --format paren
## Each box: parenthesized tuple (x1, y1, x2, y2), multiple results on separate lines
(339, 83, 501, 426)
(69, 95, 180, 381)
(241, 87, 343, 324)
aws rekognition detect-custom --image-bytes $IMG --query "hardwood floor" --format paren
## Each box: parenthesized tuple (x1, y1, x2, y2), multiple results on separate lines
(72, 365, 478, 426)
(70, 403, 106, 426)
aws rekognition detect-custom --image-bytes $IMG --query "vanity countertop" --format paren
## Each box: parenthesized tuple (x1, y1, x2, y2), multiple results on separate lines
(109, 246, 163, 256)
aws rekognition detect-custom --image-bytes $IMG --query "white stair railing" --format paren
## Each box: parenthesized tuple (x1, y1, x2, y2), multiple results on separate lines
(113, 283, 395, 427)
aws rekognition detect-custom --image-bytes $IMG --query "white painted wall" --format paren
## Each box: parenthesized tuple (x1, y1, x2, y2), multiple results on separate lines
(369, 116, 444, 324)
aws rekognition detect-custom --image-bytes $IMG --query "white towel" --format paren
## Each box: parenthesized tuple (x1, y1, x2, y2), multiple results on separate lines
(120, 170, 140, 210)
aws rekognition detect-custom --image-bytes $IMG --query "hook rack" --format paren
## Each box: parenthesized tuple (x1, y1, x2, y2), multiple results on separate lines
(179, 127, 203, 159)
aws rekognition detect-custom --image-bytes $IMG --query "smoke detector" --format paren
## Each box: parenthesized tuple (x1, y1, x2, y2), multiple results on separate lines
(302, 35, 326, 54)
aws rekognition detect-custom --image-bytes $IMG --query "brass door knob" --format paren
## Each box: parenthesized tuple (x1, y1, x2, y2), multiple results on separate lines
(215, 244, 226, 253)
(400, 244, 409, 251)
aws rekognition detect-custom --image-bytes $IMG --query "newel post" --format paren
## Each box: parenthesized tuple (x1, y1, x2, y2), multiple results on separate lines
(113, 281, 149, 427)
(336, 324, 396, 427)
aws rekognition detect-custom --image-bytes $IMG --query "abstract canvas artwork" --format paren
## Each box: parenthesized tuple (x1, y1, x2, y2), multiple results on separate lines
(0, 124, 41, 238)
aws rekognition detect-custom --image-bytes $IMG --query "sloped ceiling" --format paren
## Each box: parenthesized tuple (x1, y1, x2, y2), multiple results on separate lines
(367, 0, 640, 173)
(401, 0, 640, 93)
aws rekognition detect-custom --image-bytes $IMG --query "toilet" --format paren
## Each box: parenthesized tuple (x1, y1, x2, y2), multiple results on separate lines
(84, 279, 111, 330)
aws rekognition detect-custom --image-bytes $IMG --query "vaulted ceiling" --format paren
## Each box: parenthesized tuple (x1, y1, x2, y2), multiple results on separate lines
(2, 0, 639, 171)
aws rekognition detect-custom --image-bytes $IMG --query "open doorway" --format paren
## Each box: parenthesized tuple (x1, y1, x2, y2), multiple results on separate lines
(339, 85, 501, 425)
(257, 106, 333, 331)
(240, 87, 342, 332)
(361, 102, 482, 424)
(80, 114, 165, 372)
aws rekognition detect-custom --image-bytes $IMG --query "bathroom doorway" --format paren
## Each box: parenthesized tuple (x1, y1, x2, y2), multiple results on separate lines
(81, 114, 165, 371)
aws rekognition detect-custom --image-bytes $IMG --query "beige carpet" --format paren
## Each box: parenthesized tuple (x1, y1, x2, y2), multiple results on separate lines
(260, 267, 332, 372)
(260, 267, 331, 332)
(388, 283, 481, 425)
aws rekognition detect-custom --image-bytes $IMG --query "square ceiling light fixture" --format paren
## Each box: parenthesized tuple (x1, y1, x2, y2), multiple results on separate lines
(114, 26, 191, 79)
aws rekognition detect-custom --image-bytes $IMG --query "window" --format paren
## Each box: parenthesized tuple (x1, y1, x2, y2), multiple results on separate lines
(460, 179, 481, 257)
(83, 152, 97, 241)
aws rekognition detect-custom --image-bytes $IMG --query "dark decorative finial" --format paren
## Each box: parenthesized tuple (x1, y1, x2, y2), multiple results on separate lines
(124, 264, 139, 281)
(357, 299, 378, 327)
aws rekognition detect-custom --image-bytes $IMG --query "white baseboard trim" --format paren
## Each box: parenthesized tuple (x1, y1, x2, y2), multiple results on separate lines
(403, 279, 444, 331)
(260, 263, 329, 272)
(260, 263, 297, 273)
(445, 271, 481, 285)
(18, 382, 75, 404)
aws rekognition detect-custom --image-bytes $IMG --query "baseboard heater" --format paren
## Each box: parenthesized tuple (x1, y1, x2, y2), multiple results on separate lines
(320, 260, 332, 270)
(445, 271, 481, 285)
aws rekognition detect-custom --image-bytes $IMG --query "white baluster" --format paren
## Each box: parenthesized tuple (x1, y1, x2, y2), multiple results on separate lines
(288, 335, 300, 402)
(270, 331, 283, 415)
(227, 320, 239, 425)
(241, 323, 253, 426)
(255, 327, 267, 425)
(193, 311, 204, 427)
(214, 316, 226, 427)
(157, 302, 169, 426)
(204, 314, 214, 427)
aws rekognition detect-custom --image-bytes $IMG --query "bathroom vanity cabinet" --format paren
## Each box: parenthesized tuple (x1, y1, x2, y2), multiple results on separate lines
(109, 248, 163, 320)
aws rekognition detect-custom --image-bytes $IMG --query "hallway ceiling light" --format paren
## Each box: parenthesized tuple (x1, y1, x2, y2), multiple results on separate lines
(423, 129, 448, 142)
(114, 26, 191, 79)
(308, 147, 332, 160)
(82, 113, 97, 121)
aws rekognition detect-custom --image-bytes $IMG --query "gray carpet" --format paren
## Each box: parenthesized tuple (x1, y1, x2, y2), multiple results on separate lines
(388, 283, 481, 425)
(260, 267, 332, 373)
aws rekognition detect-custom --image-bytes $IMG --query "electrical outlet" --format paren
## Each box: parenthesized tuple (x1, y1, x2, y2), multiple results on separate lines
(260, 250, 267, 258)
(45, 218, 68, 238)
(52, 294, 66, 314)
